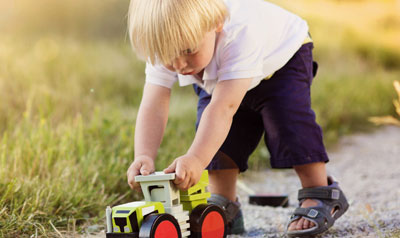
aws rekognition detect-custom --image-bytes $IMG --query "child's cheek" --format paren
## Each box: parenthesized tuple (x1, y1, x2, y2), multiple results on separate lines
(164, 64, 175, 72)
(191, 55, 203, 68)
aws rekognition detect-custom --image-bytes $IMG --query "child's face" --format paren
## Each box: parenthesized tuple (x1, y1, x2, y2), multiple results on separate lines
(164, 28, 222, 76)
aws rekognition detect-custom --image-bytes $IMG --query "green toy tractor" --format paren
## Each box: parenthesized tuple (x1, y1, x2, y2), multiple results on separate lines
(105, 171, 227, 238)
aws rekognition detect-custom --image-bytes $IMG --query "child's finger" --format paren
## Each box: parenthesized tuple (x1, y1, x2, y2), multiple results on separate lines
(127, 169, 139, 189)
(188, 177, 195, 189)
(174, 162, 187, 187)
(127, 162, 140, 189)
(174, 175, 189, 190)
(140, 162, 153, 176)
(163, 160, 177, 174)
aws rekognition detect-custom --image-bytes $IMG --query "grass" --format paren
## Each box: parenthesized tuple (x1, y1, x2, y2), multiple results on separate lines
(1, 0, 400, 236)
(369, 80, 400, 126)
(0, 37, 198, 237)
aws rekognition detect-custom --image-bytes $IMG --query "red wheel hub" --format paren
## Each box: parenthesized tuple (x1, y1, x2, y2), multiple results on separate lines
(201, 211, 225, 238)
(154, 220, 178, 238)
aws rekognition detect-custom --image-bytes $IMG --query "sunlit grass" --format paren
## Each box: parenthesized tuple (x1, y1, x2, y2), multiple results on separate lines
(369, 80, 400, 126)
(1, 0, 400, 236)
(0, 37, 198, 237)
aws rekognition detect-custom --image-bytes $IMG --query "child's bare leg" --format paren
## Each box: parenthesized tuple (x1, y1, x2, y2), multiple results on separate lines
(208, 169, 239, 201)
(288, 162, 328, 231)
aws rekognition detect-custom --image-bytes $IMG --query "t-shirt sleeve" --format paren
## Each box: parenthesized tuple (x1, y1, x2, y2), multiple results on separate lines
(217, 26, 265, 81)
(145, 63, 178, 88)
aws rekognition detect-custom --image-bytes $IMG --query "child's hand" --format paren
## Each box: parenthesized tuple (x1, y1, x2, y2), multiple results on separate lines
(163, 154, 205, 190)
(127, 156, 155, 189)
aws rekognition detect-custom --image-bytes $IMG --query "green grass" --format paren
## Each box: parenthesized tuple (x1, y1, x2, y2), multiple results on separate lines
(1, 0, 400, 236)
(0, 36, 199, 237)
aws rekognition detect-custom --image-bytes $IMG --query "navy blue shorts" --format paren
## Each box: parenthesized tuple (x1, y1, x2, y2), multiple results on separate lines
(193, 43, 329, 172)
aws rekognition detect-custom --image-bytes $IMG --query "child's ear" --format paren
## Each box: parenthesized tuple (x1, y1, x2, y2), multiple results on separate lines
(215, 23, 224, 33)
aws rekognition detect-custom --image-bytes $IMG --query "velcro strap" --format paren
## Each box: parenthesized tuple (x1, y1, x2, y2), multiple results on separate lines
(208, 194, 240, 222)
(293, 207, 320, 218)
(293, 207, 335, 226)
(224, 202, 240, 222)
(298, 187, 341, 201)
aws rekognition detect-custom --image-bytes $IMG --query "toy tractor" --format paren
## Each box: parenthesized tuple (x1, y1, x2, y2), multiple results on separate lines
(105, 171, 227, 238)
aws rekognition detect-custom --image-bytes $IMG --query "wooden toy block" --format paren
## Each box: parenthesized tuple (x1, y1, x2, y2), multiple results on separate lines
(180, 192, 211, 202)
(179, 170, 209, 196)
(169, 210, 187, 219)
(150, 188, 164, 202)
(135, 172, 180, 207)
(199, 170, 209, 184)
(172, 212, 189, 224)
(179, 218, 189, 226)
(179, 222, 190, 230)
(172, 210, 189, 217)
(182, 230, 191, 237)
(135, 172, 175, 182)
(164, 204, 183, 214)
(181, 198, 207, 212)
(166, 208, 191, 237)
(180, 226, 190, 236)
(179, 185, 207, 196)
(170, 210, 189, 222)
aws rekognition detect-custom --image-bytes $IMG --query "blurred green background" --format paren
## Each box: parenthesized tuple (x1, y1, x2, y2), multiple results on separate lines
(0, 0, 399, 236)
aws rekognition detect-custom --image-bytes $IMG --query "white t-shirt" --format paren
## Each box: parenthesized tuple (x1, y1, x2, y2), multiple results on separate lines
(145, 0, 309, 94)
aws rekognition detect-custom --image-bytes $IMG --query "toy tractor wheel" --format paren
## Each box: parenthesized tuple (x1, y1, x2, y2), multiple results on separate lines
(189, 204, 227, 238)
(139, 213, 181, 238)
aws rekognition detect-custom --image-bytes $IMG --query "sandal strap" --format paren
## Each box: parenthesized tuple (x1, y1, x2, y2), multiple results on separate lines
(292, 207, 335, 227)
(287, 178, 349, 237)
(208, 194, 241, 222)
(298, 187, 341, 201)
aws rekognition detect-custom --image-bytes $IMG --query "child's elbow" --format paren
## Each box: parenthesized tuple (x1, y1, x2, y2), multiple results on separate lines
(210, 100, 240, 118)
(226, 102, 239, 115)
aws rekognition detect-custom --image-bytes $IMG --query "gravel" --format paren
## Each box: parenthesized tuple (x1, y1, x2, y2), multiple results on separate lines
(232, 126, 400, 238)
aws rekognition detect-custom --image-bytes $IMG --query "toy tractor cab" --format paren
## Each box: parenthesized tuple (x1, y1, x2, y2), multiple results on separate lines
(106, 171, 227, 238)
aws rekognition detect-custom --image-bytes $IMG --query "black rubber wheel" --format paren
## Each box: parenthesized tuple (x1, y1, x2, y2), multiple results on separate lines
(106, 233, 138, 238)
(189, 204, 227, 238)
(139, 213, 181, 238)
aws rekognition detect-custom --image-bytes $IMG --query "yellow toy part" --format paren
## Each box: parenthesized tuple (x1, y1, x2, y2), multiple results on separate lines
(111, 201, 164, 233)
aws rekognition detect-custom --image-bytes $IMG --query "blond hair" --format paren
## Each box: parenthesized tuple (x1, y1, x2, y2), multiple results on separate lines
(128, 0, 228, 65)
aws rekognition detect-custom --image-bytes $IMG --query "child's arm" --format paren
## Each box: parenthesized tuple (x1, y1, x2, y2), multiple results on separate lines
(164, 78, 253, 190)
(127, 83, 171, 189)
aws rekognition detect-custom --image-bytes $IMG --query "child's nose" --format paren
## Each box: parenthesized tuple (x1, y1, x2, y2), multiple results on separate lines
(172, 57, 187, 72)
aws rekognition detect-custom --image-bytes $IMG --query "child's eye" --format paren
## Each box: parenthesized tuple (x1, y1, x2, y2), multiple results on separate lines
(183, 48, 197, 55)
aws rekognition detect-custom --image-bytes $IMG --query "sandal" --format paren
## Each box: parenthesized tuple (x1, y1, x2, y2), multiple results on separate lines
(286, 176, 349, 237)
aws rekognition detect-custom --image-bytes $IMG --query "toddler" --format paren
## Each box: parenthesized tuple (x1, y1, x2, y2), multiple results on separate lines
(126, 0, 349, 236)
